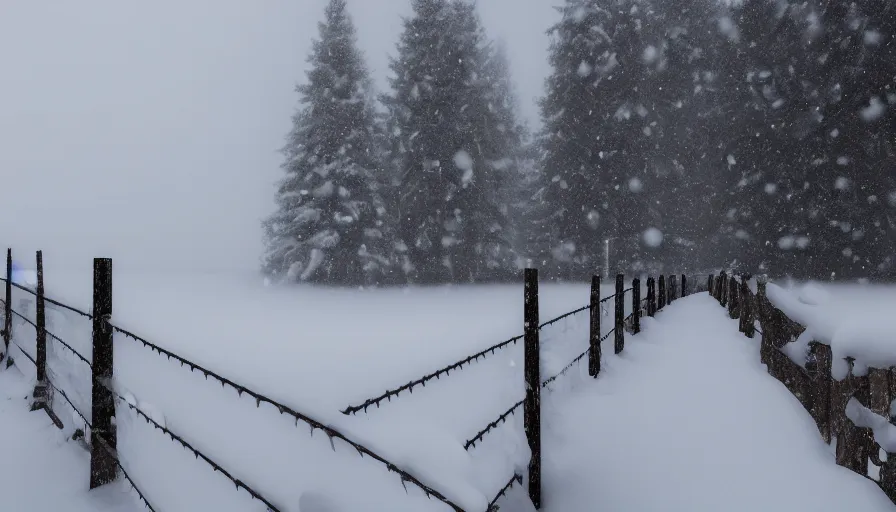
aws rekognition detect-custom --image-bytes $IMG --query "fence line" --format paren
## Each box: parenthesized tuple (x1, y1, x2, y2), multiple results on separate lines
(709, 271, 896, 504)
(0, 250, 466, 512)
(1, 247, 693, 511)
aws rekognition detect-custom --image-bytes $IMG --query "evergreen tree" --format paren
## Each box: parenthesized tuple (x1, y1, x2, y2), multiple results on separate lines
(539, 0, 655, 278)
(262, 0, 391, 285)
(384, 0, 516, 283)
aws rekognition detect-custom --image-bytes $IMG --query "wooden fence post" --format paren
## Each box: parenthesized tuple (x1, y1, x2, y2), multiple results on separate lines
(31, 251, 48, 411)
(589, 275, 601, 378)
(740, 275, 754, 337)
(728, 276, 739, 319)
(719, 271, 728, 307)
(647, 277, 656, 317)
(3, 248, 11, 356)
(668, 274, 677, 303)
(708, 274, 715, 298)
(681, 274, 688, 297)
(614, 274, 625, 354)
(658, 275, 666, 310)
(632, 278, 641, 334)
(90, 258, 117, 489)
(523, 269, 541, 509)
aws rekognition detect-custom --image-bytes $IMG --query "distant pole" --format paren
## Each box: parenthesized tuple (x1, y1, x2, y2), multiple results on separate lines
(603, 240, 610, 281)
(588, 275, 601, 377)
(523, 269, 541, 509)
(90, 258, 117, 489)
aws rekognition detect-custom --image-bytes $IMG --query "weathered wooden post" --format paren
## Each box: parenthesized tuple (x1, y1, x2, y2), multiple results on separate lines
(614, 274, 624, 354)
(658, 275, 666, 310)
(631, 278, 641, 334)
(740, 275, 754, 337)
(728, 275, 739, 319)
(90, 258, 117, 489)
(668, 274, 677, 303)
(756, 275, 771, 367)
(708, 274, 715, 298)
(31, 251, 48, 411)
(647, 277, 656, 317)
(3, 248, 11, 355)
(523, 269, 541, 509)
(588, 275, 601, 378)
(681, 274, 688, 297)
(719, 271, 728, 307)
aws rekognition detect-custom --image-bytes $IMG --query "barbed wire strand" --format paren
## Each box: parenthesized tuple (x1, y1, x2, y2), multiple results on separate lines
(538, 305, 588, 330)
(0, 277, 93, 319)
(486, 473, 523, 512)
(341, 333, 524, 415)
(464, 400, 524, 451)
(541, 328, 616, 389)
(107, 322, 466, 511)
(93, 434, 156, 511)
(102, 380, 281, 512)
(6, 307, 92, 367)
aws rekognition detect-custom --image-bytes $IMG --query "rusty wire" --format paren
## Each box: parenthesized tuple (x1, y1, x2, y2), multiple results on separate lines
(102, 381, 281, 512)
(341, 333, 524, 415)
(0, 277, 93, 319)
(7, 306, 91, 367)
(486, 473, 523, 511)
(464, 399, 524, 451)
(108, 321, 466, 511)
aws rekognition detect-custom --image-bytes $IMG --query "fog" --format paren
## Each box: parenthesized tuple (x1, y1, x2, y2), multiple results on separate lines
(0, 0, 555, 273)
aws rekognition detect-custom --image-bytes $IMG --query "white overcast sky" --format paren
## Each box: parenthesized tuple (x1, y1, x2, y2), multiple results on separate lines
(0, 0, 557, 273)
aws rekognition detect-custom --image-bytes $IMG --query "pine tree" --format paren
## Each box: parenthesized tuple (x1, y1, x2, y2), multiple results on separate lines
(262, 0, 391, 285)
(539, 0, 655, 278)
(384, 0, 516, 283)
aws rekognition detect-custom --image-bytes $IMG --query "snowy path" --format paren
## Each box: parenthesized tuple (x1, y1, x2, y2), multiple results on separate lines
(540, 293, 896, 512)
(0, 368, 140, 512)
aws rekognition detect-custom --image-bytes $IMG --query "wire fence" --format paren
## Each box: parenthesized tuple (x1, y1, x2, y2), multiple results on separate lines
(1, 249, 696, 512)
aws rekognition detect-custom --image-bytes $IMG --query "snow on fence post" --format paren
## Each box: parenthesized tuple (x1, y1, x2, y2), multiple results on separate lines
(523, 268, 541, 509)
(658, 275, 666, 310)
(681, 274, 687, 297)
(90, 258, 117, 489)
(31, 250, 48, 411)
(646, 277, 656, 317)
(614, 274, 624, 354)
(631, 278, 641, 335)
(588, 275, 601, 378)
(3, 248, 11, 357)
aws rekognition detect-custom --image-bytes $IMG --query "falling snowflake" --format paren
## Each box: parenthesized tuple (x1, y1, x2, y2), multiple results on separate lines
(835, 177, 850, 190)
(628, 177, 644, 193)
(586, 210, 600, 229)
(642, 227, 663, 248)
(765, 183, 777, 194)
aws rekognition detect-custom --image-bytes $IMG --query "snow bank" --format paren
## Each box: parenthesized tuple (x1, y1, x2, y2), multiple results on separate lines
(767, 282, 896, 380)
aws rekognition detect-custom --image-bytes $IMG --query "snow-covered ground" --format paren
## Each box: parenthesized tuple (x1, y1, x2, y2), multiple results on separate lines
(2, 266, 895, 511)
(0, 369, 139, 511)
